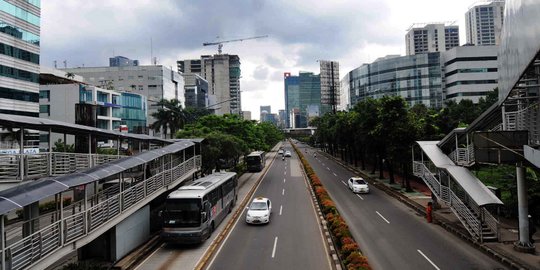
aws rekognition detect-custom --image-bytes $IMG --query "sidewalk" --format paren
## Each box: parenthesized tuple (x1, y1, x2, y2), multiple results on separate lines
(319, 150, 540, 270)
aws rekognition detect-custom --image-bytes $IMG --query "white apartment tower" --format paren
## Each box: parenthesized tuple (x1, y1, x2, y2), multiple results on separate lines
(406, 23, 460, 55)
(465, 0, 505, 46)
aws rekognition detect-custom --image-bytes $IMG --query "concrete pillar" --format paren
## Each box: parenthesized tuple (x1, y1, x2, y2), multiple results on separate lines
(19, 128, 24, 180)
(1, 214, 5, 270)
(516, 163, 530, 246)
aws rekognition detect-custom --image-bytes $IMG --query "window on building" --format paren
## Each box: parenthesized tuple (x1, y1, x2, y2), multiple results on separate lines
(39, 90, 50, 101)
(39, 105, 50, 116)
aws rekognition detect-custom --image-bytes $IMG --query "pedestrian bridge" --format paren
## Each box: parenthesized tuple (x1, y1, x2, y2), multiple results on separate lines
(0, 114, 203, 270)
(0, 141, 201, 270)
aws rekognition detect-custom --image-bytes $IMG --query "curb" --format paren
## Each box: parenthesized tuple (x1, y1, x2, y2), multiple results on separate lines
(318, 150, 530, 270)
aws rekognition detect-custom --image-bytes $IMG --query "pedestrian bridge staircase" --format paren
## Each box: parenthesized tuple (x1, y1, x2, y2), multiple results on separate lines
(413, 141, 503, 242)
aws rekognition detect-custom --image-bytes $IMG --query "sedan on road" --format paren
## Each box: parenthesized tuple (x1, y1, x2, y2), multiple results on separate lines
(348, 177, 369, 194)
(284, 151, 292, 157)
(246, 197, 272, 224)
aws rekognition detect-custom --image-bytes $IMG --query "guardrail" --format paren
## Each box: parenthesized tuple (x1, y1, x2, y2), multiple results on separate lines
(3, 155, 200, 270)
(0, 153, 125, 182)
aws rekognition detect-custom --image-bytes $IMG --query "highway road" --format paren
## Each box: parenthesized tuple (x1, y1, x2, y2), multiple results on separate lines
(294, 141, 507, 270)
(208, 142, 331, 270)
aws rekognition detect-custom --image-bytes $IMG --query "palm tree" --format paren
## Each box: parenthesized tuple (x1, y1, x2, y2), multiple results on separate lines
(65, 72, 75, 79)
(150, 99, 186, 138)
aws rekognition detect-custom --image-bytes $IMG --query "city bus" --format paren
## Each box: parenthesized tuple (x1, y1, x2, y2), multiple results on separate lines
(160, 171, 238, 243)
(245, 151, 266, 172)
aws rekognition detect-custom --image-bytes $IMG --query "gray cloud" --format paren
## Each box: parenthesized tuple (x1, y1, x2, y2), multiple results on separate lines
(252, 65, 269, 80)
(41, 0, 394, 68)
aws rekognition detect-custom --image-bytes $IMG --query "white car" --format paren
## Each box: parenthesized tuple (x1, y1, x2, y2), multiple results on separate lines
(246, 197, 272, 224)
(348, 177, 369, 194)
(284, 151, 292, 157)
(278, 149, 284, 155)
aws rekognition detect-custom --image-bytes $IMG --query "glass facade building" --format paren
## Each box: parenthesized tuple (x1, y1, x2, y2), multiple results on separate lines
(0, 0, 40, 117)
(284, 72, 321, 128)
(119, 93, 147, 132)
(346, 53, 443, 109)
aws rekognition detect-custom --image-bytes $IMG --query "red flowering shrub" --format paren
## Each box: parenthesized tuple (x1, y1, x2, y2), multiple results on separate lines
(341, 237, 355, 246)
(310, 175, 322, 186)
(346, 252, 371, 270)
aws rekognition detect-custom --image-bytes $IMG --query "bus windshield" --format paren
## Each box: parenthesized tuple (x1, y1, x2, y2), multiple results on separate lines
(245, 156, 261, 165)
(163, 198, 202, 228)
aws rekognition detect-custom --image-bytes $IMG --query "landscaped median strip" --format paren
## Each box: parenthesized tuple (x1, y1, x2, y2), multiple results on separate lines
(291, 142, 371, 270)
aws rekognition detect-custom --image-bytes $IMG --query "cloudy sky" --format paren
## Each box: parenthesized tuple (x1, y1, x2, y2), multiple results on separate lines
(41, 0, 478, 120)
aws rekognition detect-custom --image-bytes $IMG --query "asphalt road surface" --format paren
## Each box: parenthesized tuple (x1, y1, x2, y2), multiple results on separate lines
(208, 142, 331, 270)
(295, 141, 507, 270)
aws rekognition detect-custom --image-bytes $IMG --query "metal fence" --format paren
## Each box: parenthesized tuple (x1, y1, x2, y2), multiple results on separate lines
(2, 155, 200, 270)
(0, 153, 125, 182)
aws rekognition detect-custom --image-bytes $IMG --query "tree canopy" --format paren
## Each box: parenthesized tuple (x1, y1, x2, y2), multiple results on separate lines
(177, 114, 283, 174)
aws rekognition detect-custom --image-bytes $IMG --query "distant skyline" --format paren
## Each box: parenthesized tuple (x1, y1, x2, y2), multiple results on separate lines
(41, 0, 484, 120)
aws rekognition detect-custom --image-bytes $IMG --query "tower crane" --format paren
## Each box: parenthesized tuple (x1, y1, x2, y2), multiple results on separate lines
(203, 35, 268, 54)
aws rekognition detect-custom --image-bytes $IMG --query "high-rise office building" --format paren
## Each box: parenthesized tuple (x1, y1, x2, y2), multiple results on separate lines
(201, 54, 241, 115)
(343, 53, 444, 109)
(63, 65, 183, 131)
(319, 60, 340, 114)
(341, 45, 499, 108)
(182, 73, 208, 109)
(442, 45, 498, 103)
(406, 23, 460, 55)
(465, 0, 505, 46)
(109, 56, 139, 67)
(260, 105, 271, 122)
(242, 111, 251, 121)
(0, 0, 40, 117)
(284, 72, 321, 128)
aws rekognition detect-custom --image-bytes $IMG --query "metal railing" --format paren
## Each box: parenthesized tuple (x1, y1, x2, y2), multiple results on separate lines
(0, 153, 125, 182)
(3, 155, 200, 270)
(449, 143, 475, 166)
(413, 160, 496, 241)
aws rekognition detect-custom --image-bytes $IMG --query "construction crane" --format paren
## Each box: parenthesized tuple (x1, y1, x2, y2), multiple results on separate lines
(203, 35, 268, 54)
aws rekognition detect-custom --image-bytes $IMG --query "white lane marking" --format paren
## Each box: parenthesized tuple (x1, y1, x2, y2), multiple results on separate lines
(283, 178, 286, 183)
(327, 167, 330, 170)
(376, 211, 390, 224)
(341, 181, 347, 186)
(322, 163, 325, 166)
(279, 205, 283, 215)
(272, 237, 278, 258)
(356, 194, 364, 200)
(417, 249, 441, 270)
(333, 173, 337, 177)
(133, 243, 165, 270)
(282, 189, 285, 196)
(284, 171, 286, 175)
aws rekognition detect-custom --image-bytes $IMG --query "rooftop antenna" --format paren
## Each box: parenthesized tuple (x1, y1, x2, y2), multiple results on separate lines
(150, 38, 153, 65)
(63, 60, 67, 68)
(54, 60, 57, 68)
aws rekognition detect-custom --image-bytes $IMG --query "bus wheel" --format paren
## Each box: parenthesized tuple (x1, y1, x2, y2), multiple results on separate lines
(228, 204, 233, 213)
